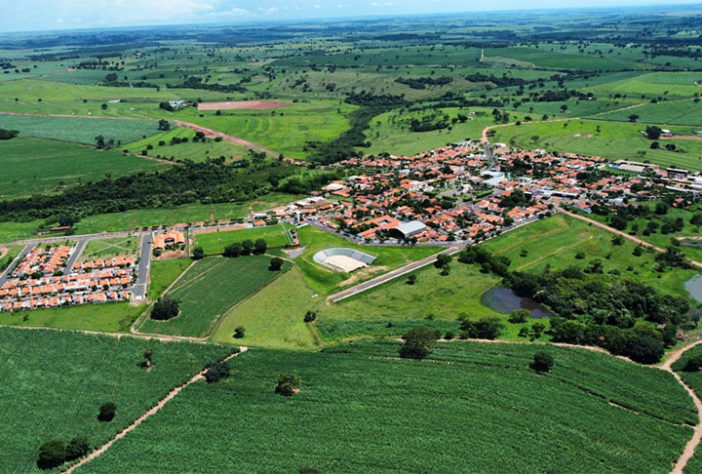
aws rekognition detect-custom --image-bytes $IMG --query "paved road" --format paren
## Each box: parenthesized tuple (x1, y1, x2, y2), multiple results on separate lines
(63, 239, 88, 274)
(0, 244, 34, 286)
(129, 233, 153, 301)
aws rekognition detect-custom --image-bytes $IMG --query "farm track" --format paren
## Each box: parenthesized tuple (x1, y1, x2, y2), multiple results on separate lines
(63, 347, 248, 473)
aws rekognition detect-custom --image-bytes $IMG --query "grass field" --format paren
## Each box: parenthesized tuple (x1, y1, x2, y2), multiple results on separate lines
(316, 215, 698, 342)
(121, 127, 250, 163)
(149, 258, 193, 300)
(493, 119, 702, 171)
(138, 256, 290, 338)
(80, 340, 693, 473)
(591, 99, 702, 126)
(0, 137, 166, 198)
(0, 302, 145, 333)
(673, 344, 702, 473)
(296, 225, 442, 295)
(195, 223, 293, 255)
(0, 244, 22, 271)
(0, 327, 232, 473)
(0, 114, 161, 145)
(79, 236, 140, 262)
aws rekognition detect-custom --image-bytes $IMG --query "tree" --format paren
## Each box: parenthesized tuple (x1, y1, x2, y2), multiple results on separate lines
(150, 297, 179, 320)
(531, 352, 554, 373)
(192, 246, 204, 260)
(0, 128, 19, 140)
(683, 355, 702, 372)
(241, 239, 254, 255)
(627, 336, 664, 364)
(158, 119, 170, 131)
(233, 326, 245, 338)
(95, 135, 106, 149)
(509, 309, 530, 323)
(691, 213, 702, 227)
(254, 238, 267, 254)
(223, 242, 242, 257)
(628, 114, 639, 122)
(399, 327, 440, 359)
(98, 402, 116, 422)
(407, 274, 417, 285)
(645, 125, 662, 140)
(460, 317, 503, 340)
(142, 348, 153, 369)
(101, 103, 108, 110)
(304, 311, 316, 323)
(269, 257, 283, 271)
(65, 437, 90, 461)
(205, 361, 231, 383)
(37, 440, 66, 469)
(434, 253, 452, 268)
(104, 72, 118, 83)
(275, 373, 301, 396)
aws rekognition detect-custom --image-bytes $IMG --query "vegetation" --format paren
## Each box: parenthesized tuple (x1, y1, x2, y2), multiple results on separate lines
(150, 297, 180, 321)
(195, 223, 292, 255)
(0, 302, 144, 333)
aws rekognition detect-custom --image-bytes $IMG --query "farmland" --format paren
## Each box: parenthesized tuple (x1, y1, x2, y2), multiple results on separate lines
(138, 256, 290, 338)
(79, 340, 693, 473)
(149, 258, 192, 300)
(194, 223, 294, 255)
(0, 137, 165, 198)
(0, 327, 232, 473)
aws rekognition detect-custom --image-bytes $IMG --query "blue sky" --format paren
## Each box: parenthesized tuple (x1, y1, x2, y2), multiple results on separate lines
(1, 0, 700, 33)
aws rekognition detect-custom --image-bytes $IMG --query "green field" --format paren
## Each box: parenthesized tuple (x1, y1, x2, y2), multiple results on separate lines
(79, 236, 140, 262)
(493, 119, 702, 171)
(149, 258, 193, 300)
(0, 244, 22, 271)
(673, 344, 702, 473)
(138, 256, 290, 338)
(0, 302, 145, 333)
(79, 340, 693, 473)
(0, 328, 232, 473)
(121, 127, 250, 163)
(591, 99, 702, 126)
(194, 223, 293, 255)
(0, 114, 161, 145)
(0, 137, 166, 198)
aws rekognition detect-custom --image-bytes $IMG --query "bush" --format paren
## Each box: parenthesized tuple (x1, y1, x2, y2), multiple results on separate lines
(304, 311, 316, 323)
(627, 336, 664, 365)
(254, 239, 268, 254)
(406, 274, 417, 285)
(276, 373, 301, 396)
(459, 317, 503, 340)
(434, 253, 452, 268)
(223, 242, 242, 257)
(192, 246, 205, 260)
(150, 297, 179, 320)
(508, 309, 530, 324)
(269, 257, 283, 271)
(241, 239, 254, 255)
(37, 440, 66, 469)
(233, 326, 245, 338)
(98, 402, 116, 422)
(399, 327, 440, 359)
(683, 355, 702, 372)
(531, 352, 554, 373)
(65, 437, 90, 461)
(205, 361, 231, 383)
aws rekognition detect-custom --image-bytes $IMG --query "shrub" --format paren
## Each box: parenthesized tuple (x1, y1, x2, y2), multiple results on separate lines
(304, 311, 316, 323)
(192, 246, 205, 260)
(65, 437, 90, 461)
(205, 361, 231, 383)
(37, 440, 66, 469)
(150, 297, 179, 320)
(444, 331, 455, 340)
(531, 352, 554, 373)
(683, 355, 702, 372)
(508, 309, 530, 324)
(399, 327, 440, 359)
(223, 242, 242, 257)
(269, 257, 283, 271)
(407, 274, 417, 285)
(459, 317, 503, 340)
(275, 373, 301, 396)
(233, 326, 245, 338)
(254, 239, 267, 254)
(98, 402, 116, 422)
(241, 239, 254, 255)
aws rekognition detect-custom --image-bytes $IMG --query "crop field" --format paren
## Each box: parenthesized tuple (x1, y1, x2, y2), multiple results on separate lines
(0, 114, 161, 145)
(493, 119, 702, 171)
(590, 99, 702, 126)
(79, 340, 693, 473)
(296, 226, 441, 295)
(194, 223, 293, 255)
(0, 302, 145, 333)
(0, 137, 166, 198)
(0, 328, 232, 473)
(79, 236, 140, 261)
(121, 127, 250, 163)
(138, 256, 290, 338)
(149, 258, 193, 300)
(584, 72, 702, 100)
(673, 344, 702, 473)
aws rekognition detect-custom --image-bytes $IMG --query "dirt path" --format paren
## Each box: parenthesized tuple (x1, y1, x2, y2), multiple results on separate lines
(660, 340, 702, 474)
(64, 347, 247, 473)
(559, 208, 702, 270)
(0, 247, 7, 260)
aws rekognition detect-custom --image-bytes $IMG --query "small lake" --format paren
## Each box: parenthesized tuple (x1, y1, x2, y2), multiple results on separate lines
(686, 274, 702, 304)
(481, 287, 551, 318)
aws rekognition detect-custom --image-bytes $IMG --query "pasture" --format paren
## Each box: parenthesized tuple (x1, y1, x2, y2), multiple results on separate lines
(194, 223, 293, 255)
(0, 113, 161, 145)
(0, 328, 232, 473)
(0, 137, 165, 198)
(138, 256, 290, 338)
(79, 340, 693, 473)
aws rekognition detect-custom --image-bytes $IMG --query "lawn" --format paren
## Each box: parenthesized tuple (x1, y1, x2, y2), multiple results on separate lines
(0, 302, 146, 333)
(211, 265, 319, 350)
(79, 236, 140, 262)
(0, 137, 166, 198)
(80, 340, 693, 473)
(121, 126, 250, 163)
(0, 327, 232, 473)
(194, 223, 293, 255)
(0, 113, 161, 145)
(138, 256, 290, 338)
(493, 119, 702, 171)
(296, 225, 442, 295)
(149, 258, 192, 300)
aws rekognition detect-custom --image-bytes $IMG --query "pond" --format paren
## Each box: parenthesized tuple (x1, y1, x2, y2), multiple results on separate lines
(685, 274, 702, 304)
(481, 287, 551, 318)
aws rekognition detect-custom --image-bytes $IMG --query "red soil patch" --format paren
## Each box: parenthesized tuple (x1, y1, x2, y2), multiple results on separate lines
(197, 100, 291, 111)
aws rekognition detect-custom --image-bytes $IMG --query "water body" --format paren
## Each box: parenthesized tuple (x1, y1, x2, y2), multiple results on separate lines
(481, 287, 551, 318)
(685, 274, 702, 304)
